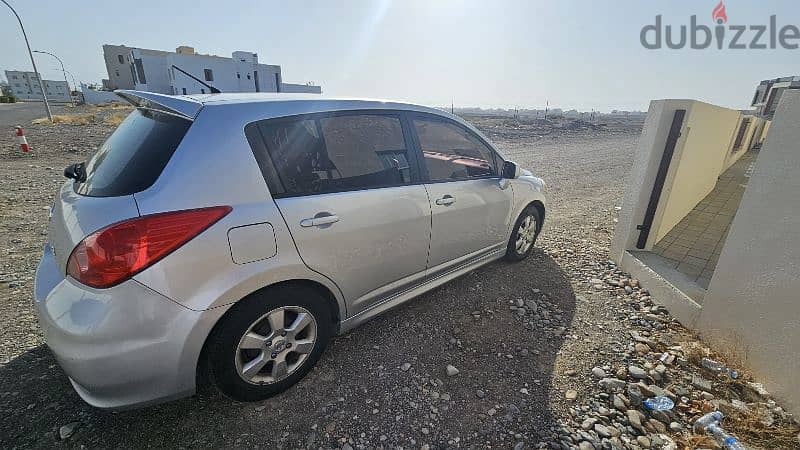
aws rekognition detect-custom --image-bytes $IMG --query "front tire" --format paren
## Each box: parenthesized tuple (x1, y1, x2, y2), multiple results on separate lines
(207, 285, 332, 402)
(505, 206, 541, 262)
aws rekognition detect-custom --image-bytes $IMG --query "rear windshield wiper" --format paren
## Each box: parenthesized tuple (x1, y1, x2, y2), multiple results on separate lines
(64, 162, 86, 182)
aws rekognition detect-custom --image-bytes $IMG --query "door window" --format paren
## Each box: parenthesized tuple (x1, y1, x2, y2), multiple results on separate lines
(247, 114, 413, 197)
(412, 118, 497, 181)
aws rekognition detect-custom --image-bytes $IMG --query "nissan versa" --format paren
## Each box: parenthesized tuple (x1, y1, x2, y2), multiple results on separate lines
(34, 91, 547, 409)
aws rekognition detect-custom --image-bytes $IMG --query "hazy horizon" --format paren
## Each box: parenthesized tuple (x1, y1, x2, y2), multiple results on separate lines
(2, 0, 798, 111)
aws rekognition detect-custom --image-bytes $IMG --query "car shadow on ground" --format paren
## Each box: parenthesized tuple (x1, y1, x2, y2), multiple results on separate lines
(0, 249, 576, 448)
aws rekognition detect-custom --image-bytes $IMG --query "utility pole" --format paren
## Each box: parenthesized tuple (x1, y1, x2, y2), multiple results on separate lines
(34, 50, 74, 106)
(451, 99, 454, 115)
(544, 100, 549, 120)
(2, 0, 52, 121)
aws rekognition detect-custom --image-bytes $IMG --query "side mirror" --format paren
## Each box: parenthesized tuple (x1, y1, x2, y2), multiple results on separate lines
(501, 160, 520, 179)
(63, 162, 86, 182)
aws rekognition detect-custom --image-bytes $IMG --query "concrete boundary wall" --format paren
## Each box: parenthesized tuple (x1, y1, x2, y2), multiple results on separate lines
(611, 100, 689, 256)
(696, 90, 800, 416)
(652, 101, 742, 244)
(613, 93, 800, 416)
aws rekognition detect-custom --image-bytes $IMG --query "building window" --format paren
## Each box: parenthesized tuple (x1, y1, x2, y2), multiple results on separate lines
(204, 69, 213, 81)
(246, 73, 251, 80)
(732, 118, 751, 153)
(115, 70, 120, 77)
(118, 55, 124, 64)
(182, 88, 187, 95)
(12, 75, 18, 79)
(237, 73, 240, 79)
(201, 88, 205, 94)
(134, 58, 146, 84)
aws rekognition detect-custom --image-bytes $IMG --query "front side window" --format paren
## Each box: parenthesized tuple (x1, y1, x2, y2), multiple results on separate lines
(204, 69, 214, 81)
(247, 114, 412, 197)
(413, 118, 496, 181)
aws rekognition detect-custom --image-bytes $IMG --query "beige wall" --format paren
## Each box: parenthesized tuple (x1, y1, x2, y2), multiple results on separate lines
(698, 90, 800, 416)
(651, 101, 742, 243)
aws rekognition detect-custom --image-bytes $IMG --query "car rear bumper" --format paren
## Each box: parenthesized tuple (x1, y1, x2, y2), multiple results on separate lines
(33, 243, 225, 410)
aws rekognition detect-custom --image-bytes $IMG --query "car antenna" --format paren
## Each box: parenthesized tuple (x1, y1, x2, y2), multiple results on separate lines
(171, 65, 221, 94)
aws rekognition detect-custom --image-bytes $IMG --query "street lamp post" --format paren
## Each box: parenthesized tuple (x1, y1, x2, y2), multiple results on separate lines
(59, 68, 78, 94)
(34, 50, 74, 106)
(1, 0, 52, 121)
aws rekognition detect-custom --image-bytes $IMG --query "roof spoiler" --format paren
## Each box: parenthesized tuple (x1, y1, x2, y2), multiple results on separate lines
(115, 90, 203, 120)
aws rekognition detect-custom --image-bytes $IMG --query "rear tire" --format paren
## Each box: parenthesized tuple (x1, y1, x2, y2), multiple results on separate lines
(207, 285, 332, 402)
(504, 206, 541, 262)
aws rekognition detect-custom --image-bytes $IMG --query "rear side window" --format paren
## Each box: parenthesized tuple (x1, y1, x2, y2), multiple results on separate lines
(246, 113, 413, 197)
(412, 118, 497, 181)
(75, 108, 191, 197)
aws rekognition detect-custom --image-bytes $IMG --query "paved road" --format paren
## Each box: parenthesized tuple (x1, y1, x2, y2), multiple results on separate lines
(0, 102, 65, 130)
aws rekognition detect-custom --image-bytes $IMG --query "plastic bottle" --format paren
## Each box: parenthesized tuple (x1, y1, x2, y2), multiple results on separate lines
(694, 411, 748, 450)
(643, 396, 674, 411)
(701, 357, 739, 379)
(707, 423, 747, 450)
(693, 411, 724, 432)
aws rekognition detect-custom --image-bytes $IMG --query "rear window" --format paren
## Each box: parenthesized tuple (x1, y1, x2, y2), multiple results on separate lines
(75, 108, 191, 197)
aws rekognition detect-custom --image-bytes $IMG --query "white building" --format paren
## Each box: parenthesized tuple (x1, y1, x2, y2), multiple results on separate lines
(751, 76, 800, 119)
(4, 70, 71, 102)
(102, 45, 321, 96)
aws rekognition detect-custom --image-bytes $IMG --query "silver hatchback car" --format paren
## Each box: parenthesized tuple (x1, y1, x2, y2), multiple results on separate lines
(34, 91, 546, 409)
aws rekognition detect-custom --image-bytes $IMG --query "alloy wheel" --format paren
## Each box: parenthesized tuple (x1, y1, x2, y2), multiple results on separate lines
(234, 306, 318, 385)
(515, 214, 537, 255)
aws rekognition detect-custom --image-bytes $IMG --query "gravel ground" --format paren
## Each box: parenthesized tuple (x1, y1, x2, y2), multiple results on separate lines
(0, 107, 797, 449)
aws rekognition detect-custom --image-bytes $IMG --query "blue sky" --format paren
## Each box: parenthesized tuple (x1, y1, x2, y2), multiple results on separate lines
(1, 0, 798, 110)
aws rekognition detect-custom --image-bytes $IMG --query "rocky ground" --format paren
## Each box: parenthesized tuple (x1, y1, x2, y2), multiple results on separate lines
(0, 105, 797, 449)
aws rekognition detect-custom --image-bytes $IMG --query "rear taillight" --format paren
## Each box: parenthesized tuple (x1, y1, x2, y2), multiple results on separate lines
(67, 206, 232, 289)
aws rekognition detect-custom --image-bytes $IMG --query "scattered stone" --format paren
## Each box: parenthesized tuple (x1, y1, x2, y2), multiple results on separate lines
(400, 362, 412, 372)
(627, 384, 643, 405)
(594, 423, 613, 438)
(612, 394, 627, 411)
(691, 374, 712, 392)
(476, 389, 486, 399)
(581, 418, 598, 430)
(59, 422, 80, 440)
(628, 365, 647, 379)
(635, 343, 650, 355)
(565, 390, 578, 401)
(591, 367, 606, 379)
(743, 382, 771, 402)
(627, 410, 644, 431)
(599, 377, 626, 392)
(446, 365, 459, 377)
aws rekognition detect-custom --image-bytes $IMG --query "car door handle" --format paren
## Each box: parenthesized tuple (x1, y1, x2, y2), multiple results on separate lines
(435, 195, 456, 206)
(300, 214, 340, 227)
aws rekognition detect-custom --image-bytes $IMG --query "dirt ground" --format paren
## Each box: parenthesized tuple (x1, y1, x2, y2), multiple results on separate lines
(0, 106, 796, 449)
